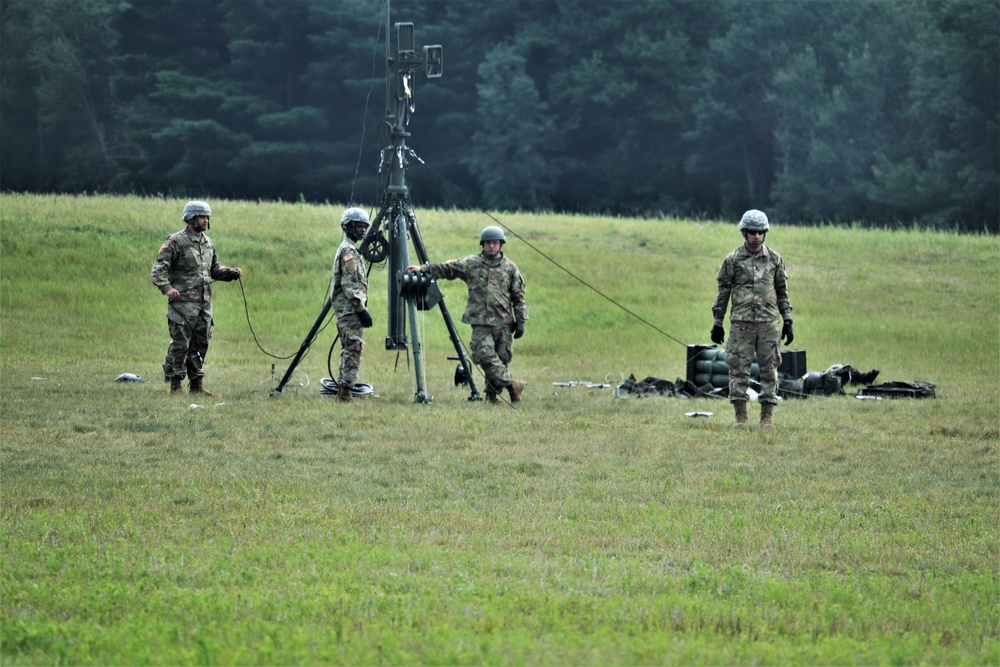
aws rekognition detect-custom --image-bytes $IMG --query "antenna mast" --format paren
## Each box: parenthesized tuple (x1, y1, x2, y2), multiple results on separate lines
(273, 11, 467, 401)
(357, 14, 476, 403)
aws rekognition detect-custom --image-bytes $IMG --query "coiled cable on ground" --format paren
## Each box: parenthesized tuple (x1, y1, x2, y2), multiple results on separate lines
(319, 378, 376, 397)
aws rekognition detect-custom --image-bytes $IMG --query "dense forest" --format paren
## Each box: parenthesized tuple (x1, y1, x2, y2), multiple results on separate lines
(2, 0, 997, 230)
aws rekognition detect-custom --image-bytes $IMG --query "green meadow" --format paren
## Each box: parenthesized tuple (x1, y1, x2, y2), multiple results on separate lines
(1, 193, 997, 665)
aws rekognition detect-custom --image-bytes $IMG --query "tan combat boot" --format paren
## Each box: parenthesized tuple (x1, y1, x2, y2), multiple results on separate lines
(170, 376, 184, 395)
(733, 401, 748, 427)
(760, 402, 774, 427)
(484, 390, 499, 404)
(189, 376, 217, 397)
(337, 383, 354, 403)
(507, 380, 524, 403)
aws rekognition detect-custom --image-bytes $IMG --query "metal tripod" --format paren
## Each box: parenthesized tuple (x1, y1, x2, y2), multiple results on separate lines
(357, 146, 480, 403)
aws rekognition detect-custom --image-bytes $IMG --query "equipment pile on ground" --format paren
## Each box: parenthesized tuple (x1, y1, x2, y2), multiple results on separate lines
(619, 350, 936, 400)
(856, 380, 936, 399)
(616, 375, 716, 398)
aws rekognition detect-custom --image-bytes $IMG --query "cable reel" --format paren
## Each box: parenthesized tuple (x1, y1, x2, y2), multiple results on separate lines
(397, 271, 443, 311)
(359, 220, 390, 263)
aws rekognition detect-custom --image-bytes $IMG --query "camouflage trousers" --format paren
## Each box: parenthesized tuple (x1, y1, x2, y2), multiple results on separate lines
(336, 312, 365, 386)
(470, 324, 514, 393)
(163, 302, 212, 380)
(725, 319, 782, 405)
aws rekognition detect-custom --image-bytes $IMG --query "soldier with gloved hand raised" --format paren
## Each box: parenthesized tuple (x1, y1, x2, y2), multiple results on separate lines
(329, 207, 373, 403)
(711, 210, 794, 427)
(406, 226, 528, 405)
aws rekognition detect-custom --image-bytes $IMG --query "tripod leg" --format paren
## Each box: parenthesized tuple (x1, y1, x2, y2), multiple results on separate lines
(407, 213, 481, 400)
(407, 297, 431, 403)
(273, 298, 334, 394)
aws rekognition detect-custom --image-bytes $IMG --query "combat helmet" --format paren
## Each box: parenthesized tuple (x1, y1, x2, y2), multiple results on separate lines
(182, 200, 211, 221)
(340, 207, 370, 231)
(738, 209, 769, 233)
(480, 225, 506, 244)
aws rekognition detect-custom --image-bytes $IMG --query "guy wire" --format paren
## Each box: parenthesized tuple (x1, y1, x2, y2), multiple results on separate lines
(416, 159, 690, 349)
(349, 4, 388, 206)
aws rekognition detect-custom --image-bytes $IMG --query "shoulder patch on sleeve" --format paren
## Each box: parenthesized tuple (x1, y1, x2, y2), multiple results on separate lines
(343, 251, 355, 262)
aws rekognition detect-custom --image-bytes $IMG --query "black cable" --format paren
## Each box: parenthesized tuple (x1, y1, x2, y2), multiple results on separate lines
(237, 276, 331, 361)
(327, 333, 341, 381)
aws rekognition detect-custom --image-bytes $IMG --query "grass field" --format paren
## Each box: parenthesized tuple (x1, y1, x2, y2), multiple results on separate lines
(1, 193, 998, 665)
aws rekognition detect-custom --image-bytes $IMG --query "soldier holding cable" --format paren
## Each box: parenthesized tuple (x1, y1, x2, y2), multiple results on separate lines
(151, 200, 242, 396)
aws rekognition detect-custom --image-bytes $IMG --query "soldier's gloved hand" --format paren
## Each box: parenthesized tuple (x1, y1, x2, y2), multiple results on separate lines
(358, 309, 373, 328)
(711, 325, 725, 345)
(781, 319, 794, 345)
(513, 320, 525, 339)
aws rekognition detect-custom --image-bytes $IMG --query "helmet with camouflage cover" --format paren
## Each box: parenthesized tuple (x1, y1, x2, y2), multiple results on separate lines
(479, 225, 506, 245)
(182, 200, 211, 222)
(738, 209, 769, 233)
(340, 207, 370, 231)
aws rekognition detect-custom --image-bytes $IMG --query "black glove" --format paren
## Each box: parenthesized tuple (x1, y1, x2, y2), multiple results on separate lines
(513, 320, 525, 339)
(711, 325, 725, 345)
(781, 319, 794, 345)
(358, 309, 373, 328)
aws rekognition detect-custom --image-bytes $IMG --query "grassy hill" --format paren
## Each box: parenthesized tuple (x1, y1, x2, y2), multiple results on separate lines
(1, 194, 998, 664)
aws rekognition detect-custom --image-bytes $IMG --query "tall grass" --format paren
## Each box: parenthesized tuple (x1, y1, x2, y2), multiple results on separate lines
(1, 194, 998, 664)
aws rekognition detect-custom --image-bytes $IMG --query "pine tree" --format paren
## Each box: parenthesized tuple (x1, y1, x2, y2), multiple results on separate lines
(465, 44, 557, 211)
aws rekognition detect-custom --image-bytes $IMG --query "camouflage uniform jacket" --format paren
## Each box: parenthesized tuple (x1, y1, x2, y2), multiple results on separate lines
(151, 228, 239, 311)
(712, 244, 792, 326)
(421, 252, 527, 327)
(329, 237, 368, 318)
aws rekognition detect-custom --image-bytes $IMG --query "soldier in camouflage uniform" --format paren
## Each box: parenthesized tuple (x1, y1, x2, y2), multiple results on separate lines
(711, 210, 794, 426)
(151, 201, 243, 395)
(405, 226, 528, 404)
(329, 207, 373, 403)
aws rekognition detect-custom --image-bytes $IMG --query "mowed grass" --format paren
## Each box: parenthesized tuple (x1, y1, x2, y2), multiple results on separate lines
(1, 193, 998, 665)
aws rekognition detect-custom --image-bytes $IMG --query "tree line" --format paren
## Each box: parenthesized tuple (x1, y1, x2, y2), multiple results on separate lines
(2, 0, 997, 231)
